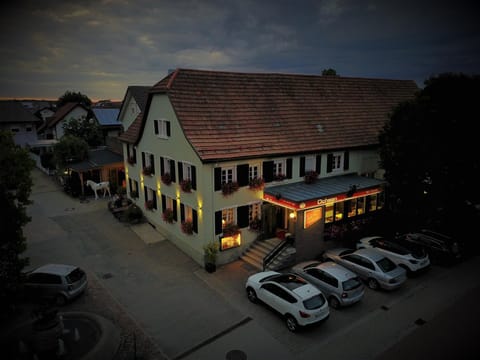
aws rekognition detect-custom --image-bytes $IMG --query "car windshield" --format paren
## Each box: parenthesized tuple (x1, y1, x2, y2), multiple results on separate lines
(376, 257, 397, 272)
(66, 268, 85, 284)
(303, 294, 326, 310)
(342, 277, 362, 291)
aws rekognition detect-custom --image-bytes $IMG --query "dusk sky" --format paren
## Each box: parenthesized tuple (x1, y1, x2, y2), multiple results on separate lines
(1, 0, 479, 101)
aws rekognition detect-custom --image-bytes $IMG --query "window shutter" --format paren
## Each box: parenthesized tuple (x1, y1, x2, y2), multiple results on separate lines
(178, 161, 184, 182)
(343, 151, 349, 170)
(128, 178, 132, 192)
(150, 154, 155, 174)
(161, 194, 166, 211)
(160, 157, 165, 175)
(192, 209, 198, 233)
(166, 121, 171, 137)
(237, 205, 249, 228)
(327, 154, 333, 173)
(263, 161, 274, 183)
(170, 160, 176, 182)
(214, 167, 222, 191)
(180, 203, 185, 222)
(172, 199, 177, 221)
(153, 193, 157, 209)
(286, 158, 293, 179)
(299, 157, 306, 177)
(237, 164, 249, 186)
(144, 186, 147, 200)
(127, 145, 130, 158)
(133, 148, 136, 163)
(154, 120, 158, 135)
(142, 152, 146, 168)
(215, 211, 222, 235)
(316, 155, 322, 174)
(191, 165, 197, 190)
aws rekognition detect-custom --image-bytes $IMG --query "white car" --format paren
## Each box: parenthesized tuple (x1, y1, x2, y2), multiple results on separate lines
(356, 236, 430, 275)
(245, 271, 330, 332)
(292, 260, 365, 309)
(323, 248, 407, 291)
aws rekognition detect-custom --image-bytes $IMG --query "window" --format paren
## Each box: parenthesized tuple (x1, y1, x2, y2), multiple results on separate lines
(11, 127, 20, 133)
(144, 186, 157, 210)
(273, 159, 286, 178)
(327, 152, 349, 173)
(249, 164, 260, 180)
(368, 194, 378, 212)
(249, 203, 261, 222)
(128, 179, 139, 197)
(222, 208, 235, 228)
(334, 201, 344, 221)
(142, 152, 155, 175)
(305, 155, 316, 172)
(221, 167, 235, 184)
(325, 204, 334, 223)
(332, 153, 343, 171)
(357, 197, 365, 215)
(347, 200, 357, 218)
(154, 119, 171, 138)
(26, 127, 32, 132)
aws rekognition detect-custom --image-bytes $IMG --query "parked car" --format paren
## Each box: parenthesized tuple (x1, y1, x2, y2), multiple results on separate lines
(291, 260, 365, 309)
(23, 264, 88, 305)
(322, 248, 407, 291)
(356, 236, 430, 275)
(245, 271, 330, 332)
(397, 229, 463, 265)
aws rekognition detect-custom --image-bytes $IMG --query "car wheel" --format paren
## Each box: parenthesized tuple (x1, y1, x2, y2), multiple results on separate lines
(367, 278, 379, 290)
(285, 314, 299, 332)
(329, 296, 341, 309)
(55, 294, 67, 306)
(246, 287, 257, 303)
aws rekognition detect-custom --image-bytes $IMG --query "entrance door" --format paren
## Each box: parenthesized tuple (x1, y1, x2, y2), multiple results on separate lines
(262, 203, 286, 238)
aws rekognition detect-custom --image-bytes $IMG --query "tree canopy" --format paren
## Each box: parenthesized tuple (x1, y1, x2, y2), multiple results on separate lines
(53, 135, 89, 168)
(378, 72, 480, 236)
(63, 116, 103, 146)
(57, 90, 92, 108)
(322, 68, 338, 76)
(0, 130, 34, 318)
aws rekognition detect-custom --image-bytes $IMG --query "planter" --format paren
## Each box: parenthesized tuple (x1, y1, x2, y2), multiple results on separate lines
(222, 181, 239, 196)
(204, 262, 216, 273)
(180, 179, 192, 193)
(143, 166, 152, 176)
(161, 173, 172, 185)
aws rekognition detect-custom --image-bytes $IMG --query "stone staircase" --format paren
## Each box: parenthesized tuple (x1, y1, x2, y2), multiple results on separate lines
(240, 238, 297, 271)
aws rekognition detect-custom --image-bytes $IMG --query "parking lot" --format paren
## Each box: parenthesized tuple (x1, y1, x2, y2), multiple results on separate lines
(17, 168, 480, 360)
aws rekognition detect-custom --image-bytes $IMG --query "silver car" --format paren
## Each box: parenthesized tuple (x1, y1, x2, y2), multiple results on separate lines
(292, 260, 365, 309)
(323, 248, 407, 291)
(24, 264, 88, 305)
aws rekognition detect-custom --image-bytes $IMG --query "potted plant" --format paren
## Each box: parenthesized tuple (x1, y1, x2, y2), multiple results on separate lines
(161, 172, 172, 185)
(162, 208, 174, 223)
(274, 173, 286, 181)
(143, 165, 152, 176)
(222, 181, 239, 196)
(145, 199, 154, 210)
(249, 177, 265, 191)
(180, 179, 192, 193)
(181, 219, 194, 235)
(304, 170, 318, 184)
(203, 240, 219, 273)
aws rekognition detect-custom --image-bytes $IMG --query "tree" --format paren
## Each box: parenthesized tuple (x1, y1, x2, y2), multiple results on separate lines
(378, 73, 480, 238)
(57, 90, 92, 108)
(63, 116, 103, 146)
(322, 68, 337, 76)
(53, 135, 89, 168)
(0, 130, 34, 319)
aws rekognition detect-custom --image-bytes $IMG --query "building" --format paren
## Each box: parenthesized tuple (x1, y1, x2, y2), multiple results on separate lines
(119, 68, 418, 267)
(38, 102, 89, 140)
(0, 100, 42, 147)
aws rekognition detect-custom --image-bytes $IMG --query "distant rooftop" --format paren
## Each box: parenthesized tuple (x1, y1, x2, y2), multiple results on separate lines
(92, 108, 121, 126)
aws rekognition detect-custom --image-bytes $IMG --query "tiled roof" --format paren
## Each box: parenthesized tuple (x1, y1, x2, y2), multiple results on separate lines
(149, 69, 418, 162)
(129, 86, 150, 112)
(69, 148, 123, 172)
(118, 112, 142, 144)
(0, 100, 42, 124)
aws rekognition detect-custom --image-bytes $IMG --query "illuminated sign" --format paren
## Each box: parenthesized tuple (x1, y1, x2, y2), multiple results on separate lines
(220, 233, 241, 251)
(304, 208, 323, 228)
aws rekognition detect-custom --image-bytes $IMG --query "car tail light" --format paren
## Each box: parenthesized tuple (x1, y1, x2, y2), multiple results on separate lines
(299, 311, 311, 318)
(341, 292, 348, 298)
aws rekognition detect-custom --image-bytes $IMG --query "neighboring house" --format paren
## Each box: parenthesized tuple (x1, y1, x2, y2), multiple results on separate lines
(0, 100, 42, 147)
(118, 68, 418, 267)
(117, 86, 151, 131)
(92, 107, 122, 139)
(38, 102, 89, 140)
(34, 106, 56, 124)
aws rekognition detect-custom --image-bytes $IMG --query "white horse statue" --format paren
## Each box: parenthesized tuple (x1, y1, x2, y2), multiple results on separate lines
(86, 180, 111, 200)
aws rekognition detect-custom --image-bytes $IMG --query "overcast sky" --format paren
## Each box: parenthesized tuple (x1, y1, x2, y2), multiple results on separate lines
(1, 0, 479, 101)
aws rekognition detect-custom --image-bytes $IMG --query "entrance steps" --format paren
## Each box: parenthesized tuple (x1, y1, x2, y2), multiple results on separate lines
(240, 237, 296, 271)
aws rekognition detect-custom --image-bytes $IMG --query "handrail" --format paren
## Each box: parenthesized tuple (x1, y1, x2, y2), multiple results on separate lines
(263, 236, 294, 271)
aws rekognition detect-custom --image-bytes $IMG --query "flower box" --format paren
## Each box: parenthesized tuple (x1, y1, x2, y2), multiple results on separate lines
(143, 166, 152, 176)
(249, 217, 262, 232)
(145, 200, 154, 210)
(180, 179, 192, 193)
(274, 173, 286, 181)
(130, 190, 138, 198)
(162, 208, 174, 223)
(181, 220, 194, 235)
(304, 170, 318, 184)
(223, 222, 240, 236)
(127, 156, 136, 165)
(161, 172, 172, 185)
(249, 177, 265, 191)
(222, 181, 239, 196)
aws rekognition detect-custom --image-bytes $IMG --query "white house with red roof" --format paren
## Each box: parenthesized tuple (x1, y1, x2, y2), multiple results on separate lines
(119, 68, 418, 269)
(38, 102, 89, 140)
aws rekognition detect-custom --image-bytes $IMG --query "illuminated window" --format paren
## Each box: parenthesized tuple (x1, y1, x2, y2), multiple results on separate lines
(325, 204, 334, 223)
(222, 208, 235, 228)
(220, 233, 241, 251)
(368, 194, 377, 211)
(249, 203, 261, 221)
(357, 197, 365, 215)
(334, 201, 344, 221)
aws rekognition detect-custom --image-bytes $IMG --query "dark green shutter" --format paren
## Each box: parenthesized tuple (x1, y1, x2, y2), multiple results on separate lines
(154, 120, 158, 134)
(316, 155, 322, 174)
(327, 154, 333, 173)
(191, 165, 197, 190)
(286, 158, 292, 179)
(160, 157, 165, 175)
(215, 211, 222, 235)
(343, 151, 349, 170)
(237, 206, 249, 228)
(178, 161, 184, 182)
(166, 121, 171, 136)
(180, 203, 185, 222)
(170, 160, 176, 182)
(173, 200, 177, 221)
(161, 194, 166, 211)
(214, 167, 222, 191)
(263, 161, 274, 182)
(150, 154, 155, 174)
(142, 152, 146, 168)
(192, 209, 198, 233)
(300, 157, 305, 177)
(237, 164, 249, 186)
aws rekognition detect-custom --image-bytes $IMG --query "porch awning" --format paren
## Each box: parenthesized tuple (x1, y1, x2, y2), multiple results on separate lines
(69, 148, 123, 172)
(263, 174, 386, 210)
